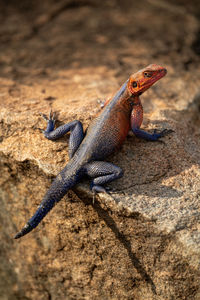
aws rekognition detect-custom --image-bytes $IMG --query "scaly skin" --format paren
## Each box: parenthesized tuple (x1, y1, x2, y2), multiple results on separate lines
(15, 64, 172, 239)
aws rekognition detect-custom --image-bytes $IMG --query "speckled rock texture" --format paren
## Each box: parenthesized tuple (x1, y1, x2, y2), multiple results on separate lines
(0, 0, 200, 299)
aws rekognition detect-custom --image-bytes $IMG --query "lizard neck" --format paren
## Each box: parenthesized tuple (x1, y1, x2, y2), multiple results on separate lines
(110, 80, 130, 106)
(107, 80, 133, 113)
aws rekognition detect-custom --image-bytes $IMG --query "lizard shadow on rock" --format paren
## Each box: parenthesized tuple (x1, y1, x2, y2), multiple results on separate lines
(85, 198, 157, 295)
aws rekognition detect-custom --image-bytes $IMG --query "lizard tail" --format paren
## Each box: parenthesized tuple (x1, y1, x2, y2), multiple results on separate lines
(14, 164, 83, 239)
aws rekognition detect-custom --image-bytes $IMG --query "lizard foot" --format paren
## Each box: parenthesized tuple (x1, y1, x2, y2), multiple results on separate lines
(91, 184, 108, 204)
(40, 109, 56, 134)
(152, 128, 174, 142)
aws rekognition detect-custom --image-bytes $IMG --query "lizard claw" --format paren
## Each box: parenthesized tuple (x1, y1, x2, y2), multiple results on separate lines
(153, 128, 174, 139)
(40, 109, 56, 124)
(158, 129, 174, 137)
(40, 109, 56, 120)
(40, 112, 49, 121)
(48, 109, 56, 121)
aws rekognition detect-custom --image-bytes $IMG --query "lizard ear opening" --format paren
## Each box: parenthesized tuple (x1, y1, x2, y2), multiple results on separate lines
(128, 79, 140, 95)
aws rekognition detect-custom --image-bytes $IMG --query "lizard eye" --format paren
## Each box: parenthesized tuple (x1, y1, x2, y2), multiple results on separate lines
(144, 71, 152, 78)
(132, 81, 137, 88)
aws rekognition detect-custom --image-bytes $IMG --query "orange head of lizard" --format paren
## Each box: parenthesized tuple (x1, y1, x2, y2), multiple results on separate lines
(127, 64, 167, 96)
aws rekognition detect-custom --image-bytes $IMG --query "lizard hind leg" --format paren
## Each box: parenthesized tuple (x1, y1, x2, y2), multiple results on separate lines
(84, 161, 123, 196)
(41, 110, 85, 158)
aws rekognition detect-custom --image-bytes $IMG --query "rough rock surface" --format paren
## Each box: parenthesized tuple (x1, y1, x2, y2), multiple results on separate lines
(0, 0, 200, 299)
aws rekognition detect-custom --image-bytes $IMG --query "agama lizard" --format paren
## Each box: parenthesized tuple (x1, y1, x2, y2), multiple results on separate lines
(15, 64, 172, 239)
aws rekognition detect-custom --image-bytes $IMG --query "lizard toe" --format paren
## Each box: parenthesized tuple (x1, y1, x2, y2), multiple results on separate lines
(159, 129, 174, 137)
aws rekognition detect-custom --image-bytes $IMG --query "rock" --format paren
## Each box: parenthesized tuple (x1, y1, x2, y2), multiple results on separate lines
(0, 0, 199, 299)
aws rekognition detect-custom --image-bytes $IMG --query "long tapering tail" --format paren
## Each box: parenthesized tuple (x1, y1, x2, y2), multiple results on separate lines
(14, 164, 83, 239)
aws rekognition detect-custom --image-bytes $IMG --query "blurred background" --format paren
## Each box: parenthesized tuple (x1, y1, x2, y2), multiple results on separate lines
(0, 0, 200, 83)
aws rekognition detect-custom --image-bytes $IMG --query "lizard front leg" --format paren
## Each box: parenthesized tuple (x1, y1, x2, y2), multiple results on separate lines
(41, 110, 84, 158)
(84, 161, 123, 193)
(131, 99, 172, 141)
